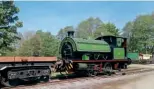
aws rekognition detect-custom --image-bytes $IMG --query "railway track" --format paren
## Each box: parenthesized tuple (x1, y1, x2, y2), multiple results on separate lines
(1, 67, 154, 89)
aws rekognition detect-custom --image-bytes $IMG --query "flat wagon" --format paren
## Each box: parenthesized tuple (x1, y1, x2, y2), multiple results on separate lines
(0, 57, 57, 86)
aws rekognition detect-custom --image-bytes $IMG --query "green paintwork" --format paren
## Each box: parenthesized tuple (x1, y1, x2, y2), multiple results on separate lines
(60, 37, 111, 53)
(77, 42, 110, 52)
(114, 48, 125, 59)
(82, 54, 89, 60)
(75, 38, 111, 52)
(127, 53, 139, 60)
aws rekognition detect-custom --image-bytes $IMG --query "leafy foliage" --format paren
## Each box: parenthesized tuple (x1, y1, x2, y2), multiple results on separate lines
(74, 17, 119, 39)
(36, 30, 59, 56)
(122, 14, 154, 54)
(0, 1, 23, 55)
(94, 22, 119, 38)
(75, 17, 102, 39)
(17, 30, 59, 56)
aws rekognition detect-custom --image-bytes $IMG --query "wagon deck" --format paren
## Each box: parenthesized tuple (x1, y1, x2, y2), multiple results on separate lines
(0, 57, 57, 62)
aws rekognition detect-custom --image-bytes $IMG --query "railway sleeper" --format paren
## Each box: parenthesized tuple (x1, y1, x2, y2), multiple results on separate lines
(0, 66, 51, 87)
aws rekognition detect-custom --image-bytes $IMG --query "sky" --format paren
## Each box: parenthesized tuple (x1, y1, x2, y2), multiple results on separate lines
(15, 1, 154, 35)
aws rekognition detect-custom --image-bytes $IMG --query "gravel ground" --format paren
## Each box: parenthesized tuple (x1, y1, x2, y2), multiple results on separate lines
(120, 73, 154, 89)
(17, 71, 154, 89)
(93, 64, 154, 89)
(93, 71, 154, 89)
(128, 64, 154, 69)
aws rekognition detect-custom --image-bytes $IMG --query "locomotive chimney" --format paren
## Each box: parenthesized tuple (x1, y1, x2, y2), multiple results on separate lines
(67, 31, 74, 38)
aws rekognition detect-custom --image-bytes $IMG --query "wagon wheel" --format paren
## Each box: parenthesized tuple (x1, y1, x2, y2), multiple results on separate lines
(87, 70, 98, 77)
(127, 58, 132, 65)
(92, 70, 98, 76)
(123, 63, 128, 69)
(40, 75, 49, 82)
(103, 63, 112, 75)
(1, 77, 19, 87)
(87, 70, 94, 77)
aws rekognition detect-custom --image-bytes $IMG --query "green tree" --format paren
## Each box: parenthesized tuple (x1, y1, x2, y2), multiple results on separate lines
(122, 22, 135, 52)
(76, 17, 102, 39)
(17, 30, 59, 56)
(122, 14, 154, 53)
(94, 22, 119, 38)
(0, 1, 23, 55)
(105, 23, 119, 36)
(36, 30, 59, 56)
(17, 34, 40, 56)
(17, 39, 33, 56)
(133, 15, 154, 53)
(30, 34, 41, 56)
(122, 22, 133, 38)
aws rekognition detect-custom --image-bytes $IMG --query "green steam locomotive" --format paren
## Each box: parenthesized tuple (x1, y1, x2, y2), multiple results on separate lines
(59, 31, 131, 76)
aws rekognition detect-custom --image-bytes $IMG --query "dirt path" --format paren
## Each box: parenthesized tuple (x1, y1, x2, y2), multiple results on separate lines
(93, 71, 154, 89)
(120, 72, 154, 89)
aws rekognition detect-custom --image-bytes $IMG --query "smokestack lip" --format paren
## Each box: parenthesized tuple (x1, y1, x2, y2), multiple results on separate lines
(67, 30, 75, 33)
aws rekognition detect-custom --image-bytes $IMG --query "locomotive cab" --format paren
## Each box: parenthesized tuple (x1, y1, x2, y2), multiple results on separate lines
(95, 35, 127, 60)
(95, 35, 126, 47)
